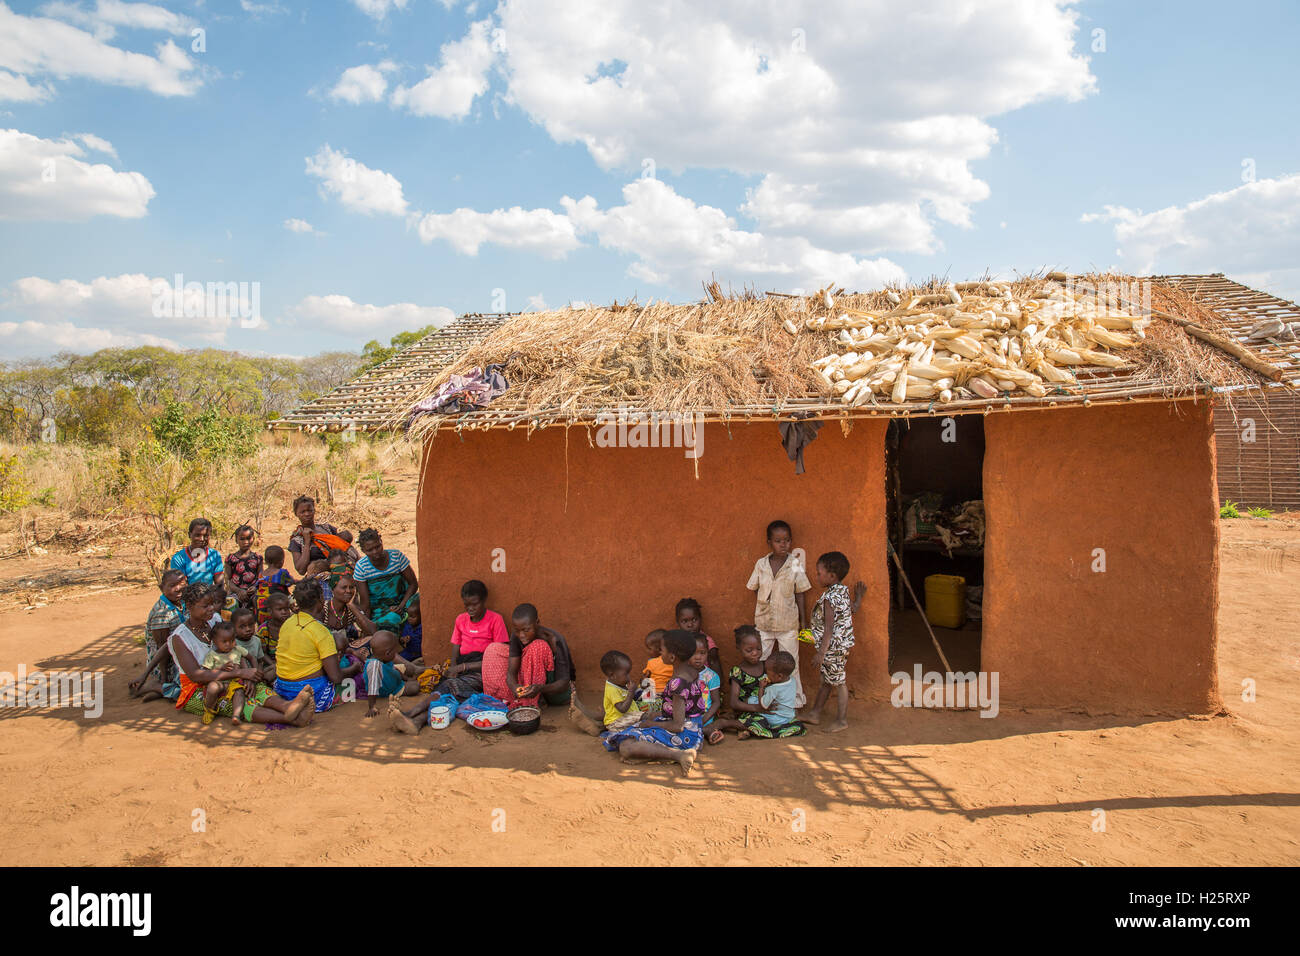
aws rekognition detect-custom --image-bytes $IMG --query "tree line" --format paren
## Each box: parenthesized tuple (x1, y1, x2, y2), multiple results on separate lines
(0, 326, 436, 446)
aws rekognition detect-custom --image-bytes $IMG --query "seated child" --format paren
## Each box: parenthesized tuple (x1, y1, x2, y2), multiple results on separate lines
(675, 597, 721, 674)
(327, 547, 353, 590)
(692, 634, 723, 745)
(399, 601, 423, 662)
(603, 629, 706, 775)
(331, 629, 366, 687)
(256, 591, 294, 659)
(256, 545, 296, 625)
(225, 525, 263, 610)
(305, 557, 334, 603)
(736, 651, 806, 739)
(201, 622, 251, 725)
(362, 631, 440, 717)
(728, 625, 766, 717)
(642, 628, 672, 709)
(231, 607, 272, 677)
(599, 650, 644, 732)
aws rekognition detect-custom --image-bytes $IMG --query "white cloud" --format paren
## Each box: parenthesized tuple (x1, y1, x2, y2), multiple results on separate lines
(492, 0, 1094, 252)
(283, 217, 315, 233)
(560, 177, 905, 290)
(305, 144, 407, 216)
(527, 293, 546, 310)
(240, 0, 288, 17)
(75, 131, 116, 157)
(0, 272, 260, 354)
(351, 0, 410, 20)
(285, 294, 453, 336)
(0, 318, 177, 355)
(0, 69, 53, 102)
(414, 204, 580, 257)
(1082, 173, 1300, 303)
(37, 0, 196, 39)
(390, 19, 495, 119)
(0, 2, 201, 98)
(0, 128, 154, 220)
(330, 61, 396, 105)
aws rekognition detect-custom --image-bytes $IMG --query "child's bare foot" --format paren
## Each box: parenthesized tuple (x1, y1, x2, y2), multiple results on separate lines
(801, 710, 821, 725)
(737, 729, 752, 740)
(677, 748, 698, 775)
(388, 698, 418, 735)
(140, 689, 163, 703)
(284, 688, 313, 726)
(231, 714, 243, 725)
(825, 719, 849, 733)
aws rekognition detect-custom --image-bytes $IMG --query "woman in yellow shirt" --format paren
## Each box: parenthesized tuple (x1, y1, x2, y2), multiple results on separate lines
(274, 580, 349, 711)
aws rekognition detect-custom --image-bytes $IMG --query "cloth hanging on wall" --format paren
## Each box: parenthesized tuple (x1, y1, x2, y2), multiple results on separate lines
(778, 418, 822, 474)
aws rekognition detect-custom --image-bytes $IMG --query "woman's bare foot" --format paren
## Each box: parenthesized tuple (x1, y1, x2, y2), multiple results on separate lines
(801, 709, 821, 725)
(567, 695, 602, 737)
(231, 714, 243, 725)
(284, 688, 314, 726)
(388, 698, 419, 735)
(737, 729, 752, 740)
(677, 748, 698, 775)
(825, 719, 849, 733)
(140, 689, 163, 703)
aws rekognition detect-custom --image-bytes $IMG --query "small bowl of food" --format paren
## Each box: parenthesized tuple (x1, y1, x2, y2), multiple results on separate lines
(506, 706, 541, 736)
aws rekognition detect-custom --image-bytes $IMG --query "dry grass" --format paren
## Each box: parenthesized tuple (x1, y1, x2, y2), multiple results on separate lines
(397, 272, 1278, 438)
(0, 432, 419, 566)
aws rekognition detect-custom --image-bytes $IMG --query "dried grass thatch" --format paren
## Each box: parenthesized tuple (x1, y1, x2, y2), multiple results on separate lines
(396, 272, 1287, 440)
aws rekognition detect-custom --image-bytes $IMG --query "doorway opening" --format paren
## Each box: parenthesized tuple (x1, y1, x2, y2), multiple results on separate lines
(886, 415, 985, 677)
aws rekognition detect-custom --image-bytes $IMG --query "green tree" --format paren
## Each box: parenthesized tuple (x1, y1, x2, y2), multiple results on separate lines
(360, 325, 439, 370)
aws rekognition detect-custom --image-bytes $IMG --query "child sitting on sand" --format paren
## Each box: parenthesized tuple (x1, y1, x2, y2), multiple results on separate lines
(399, 601, 422, 662)
(438, 579, 508, 699)
(804, 551, 866, 734)
(675, 597, 721, 674)
(600, 650, 644, 731)
(256, 591, 294, 659)
(603, 629, 706, 775)
(642, 628, 672, 705)
(201, 622, 252, 725)
(225, 525, 262, 610)
(362, 631, 438, 717)
(231, 607, 273, 675)
(256, 546, 295, 625)
(693, 634, 723, 745)
(727, 625, 766, 719)
(735, 651, 806, 739)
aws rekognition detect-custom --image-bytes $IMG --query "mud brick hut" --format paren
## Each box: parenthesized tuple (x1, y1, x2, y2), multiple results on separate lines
(275, 273, 1300, 714)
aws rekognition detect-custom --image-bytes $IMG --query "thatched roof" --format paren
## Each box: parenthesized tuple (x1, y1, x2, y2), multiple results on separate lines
(271, 274, 1299, 436)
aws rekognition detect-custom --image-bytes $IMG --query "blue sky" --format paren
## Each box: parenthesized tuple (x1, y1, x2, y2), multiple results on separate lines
(1, 0, 1297, 358)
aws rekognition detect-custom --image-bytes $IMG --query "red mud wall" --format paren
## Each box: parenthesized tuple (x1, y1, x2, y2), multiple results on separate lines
(416, 420, 891, 700)
(982, 400, 1221, 713)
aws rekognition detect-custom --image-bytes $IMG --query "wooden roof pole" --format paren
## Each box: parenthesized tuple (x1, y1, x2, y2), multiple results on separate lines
(1073, 279, 1288, 384)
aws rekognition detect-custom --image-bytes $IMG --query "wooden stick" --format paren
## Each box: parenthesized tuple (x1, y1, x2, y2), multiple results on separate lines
(1075, 279, 1288, 383)
(887, 540, 955, 673)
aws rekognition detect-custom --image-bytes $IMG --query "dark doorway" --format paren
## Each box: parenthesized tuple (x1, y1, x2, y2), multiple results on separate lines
(886, 415, 985, 676)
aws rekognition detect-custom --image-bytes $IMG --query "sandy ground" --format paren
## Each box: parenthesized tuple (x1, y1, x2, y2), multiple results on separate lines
(0, 476, 1297, 865)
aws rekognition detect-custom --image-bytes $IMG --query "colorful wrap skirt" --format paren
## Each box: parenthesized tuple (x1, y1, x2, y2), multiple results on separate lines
(738, 712, 807, 738)
(274, 673, 336, 712)
(602, 717, 703, 752)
